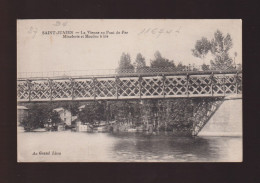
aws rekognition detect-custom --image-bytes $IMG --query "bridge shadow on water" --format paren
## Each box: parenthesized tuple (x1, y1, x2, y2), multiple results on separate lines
(106, 132, 241, 162)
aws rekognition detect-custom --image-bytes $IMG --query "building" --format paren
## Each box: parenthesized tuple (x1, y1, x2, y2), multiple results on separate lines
(53, 107, 72, 126)
(17, 106, 28, 125)
(75, 121, 90, 132)
(78, 105, 85, 111)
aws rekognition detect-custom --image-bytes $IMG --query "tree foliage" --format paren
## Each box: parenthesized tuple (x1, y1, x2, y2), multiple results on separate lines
(192, 30, 235, 70)
(150, 51, 176, 68)
(20, 103, 61, 131)
(192, 37, 211, 60)
(211, 30, 233, 55)
(78, 102, 106, 124)
(117, 53, 134, 73)
(210, 30, 234, 70)
(134, 53, 150, 73)
(59, 101, 80, 116)
(78, 104, 95, 124)
(201, 63, 210, 71)
(49, 111, 62, 125)
(210, 52, 234, 70)
(176, 62, 186, 70)
(134, 53, 146, 69)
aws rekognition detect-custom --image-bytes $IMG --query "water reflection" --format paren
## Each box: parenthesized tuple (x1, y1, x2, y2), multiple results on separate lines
(109, 132, 224, 162)
(18, 131, 242, 162)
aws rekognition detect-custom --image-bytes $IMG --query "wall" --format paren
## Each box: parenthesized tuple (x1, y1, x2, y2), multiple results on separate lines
(199, 99, 242, 136)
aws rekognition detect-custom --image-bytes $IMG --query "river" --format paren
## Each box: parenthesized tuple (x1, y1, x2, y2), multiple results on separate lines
(17, 130, 242, 162)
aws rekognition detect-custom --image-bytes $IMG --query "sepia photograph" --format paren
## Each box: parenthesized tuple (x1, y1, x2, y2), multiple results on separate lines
(17, 19, 242, 162)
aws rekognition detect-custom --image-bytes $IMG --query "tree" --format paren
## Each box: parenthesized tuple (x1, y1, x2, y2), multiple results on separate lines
(134, 53, 149, 73)
(210, 30, 234, 70)
(176, 62, 186, 71)
(201, 63, 210, 71)
(21, 111, 42, 131)
(210, 52, 234, 70)
(192, 37, 211, 63)
(233, 52, 238, 65)
(61, 101, 79, 116)
(117, 52, 134, 73)
(78, 104, 96, 124)
(20, 103, 54, 131)
(78, 101, 106, 124)
(211, 30, 233, 55)
(150, 51, 176, 71)
(192, 30, 235, 70)
(134, 53, 146, 68)
(49, 111, 62, 127)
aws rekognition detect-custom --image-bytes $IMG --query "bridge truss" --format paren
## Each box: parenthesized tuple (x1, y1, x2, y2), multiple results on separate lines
(17, 71, 242, 102)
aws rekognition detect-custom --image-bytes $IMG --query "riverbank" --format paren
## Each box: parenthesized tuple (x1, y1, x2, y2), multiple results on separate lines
(18, 98, 242, 136)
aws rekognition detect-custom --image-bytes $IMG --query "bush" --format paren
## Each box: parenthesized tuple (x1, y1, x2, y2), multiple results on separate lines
(20, 103, 62, 131)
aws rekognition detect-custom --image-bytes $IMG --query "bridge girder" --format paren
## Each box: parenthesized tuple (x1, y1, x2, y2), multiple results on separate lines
(17, 72, 242, 102)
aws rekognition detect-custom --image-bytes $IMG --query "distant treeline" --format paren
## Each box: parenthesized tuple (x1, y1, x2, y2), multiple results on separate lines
(117, 51, 191, 73)
(117, 30, 240, 73)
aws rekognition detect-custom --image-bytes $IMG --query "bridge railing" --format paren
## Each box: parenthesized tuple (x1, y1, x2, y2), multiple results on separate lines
(17, 69, 117, 79)
(17, 64, 242, 79)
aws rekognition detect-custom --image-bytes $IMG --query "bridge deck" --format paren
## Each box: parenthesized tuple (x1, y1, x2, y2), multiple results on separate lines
(17, 71, 242, 102)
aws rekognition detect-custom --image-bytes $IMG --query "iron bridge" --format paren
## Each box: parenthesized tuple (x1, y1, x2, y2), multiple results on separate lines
(17, 69, 242, 102)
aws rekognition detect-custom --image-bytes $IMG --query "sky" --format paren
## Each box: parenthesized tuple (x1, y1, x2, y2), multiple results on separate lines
(17, 19, 242, 73)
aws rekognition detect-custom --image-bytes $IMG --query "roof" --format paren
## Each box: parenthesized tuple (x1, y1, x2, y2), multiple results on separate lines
(17, 106, 28, 110)
(78, 105, 85, 109)
(53, 107, 72, 113)
(72, 116, 78, 121)
(53, 107, 64, 112)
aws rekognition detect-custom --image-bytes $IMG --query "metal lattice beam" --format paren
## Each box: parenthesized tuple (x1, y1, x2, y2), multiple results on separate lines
(17, 72, 242, 102)
(191, 98, 224, 136)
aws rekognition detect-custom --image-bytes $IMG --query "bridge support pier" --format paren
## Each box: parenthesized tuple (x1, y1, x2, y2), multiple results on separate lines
(191, 98, 224, 136)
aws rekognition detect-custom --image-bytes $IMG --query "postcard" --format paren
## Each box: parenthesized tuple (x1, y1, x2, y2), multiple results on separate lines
(17, 19, 242, 162)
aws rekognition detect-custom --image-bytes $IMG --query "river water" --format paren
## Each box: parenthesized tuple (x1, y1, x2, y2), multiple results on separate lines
(17, 131, 242, 162)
